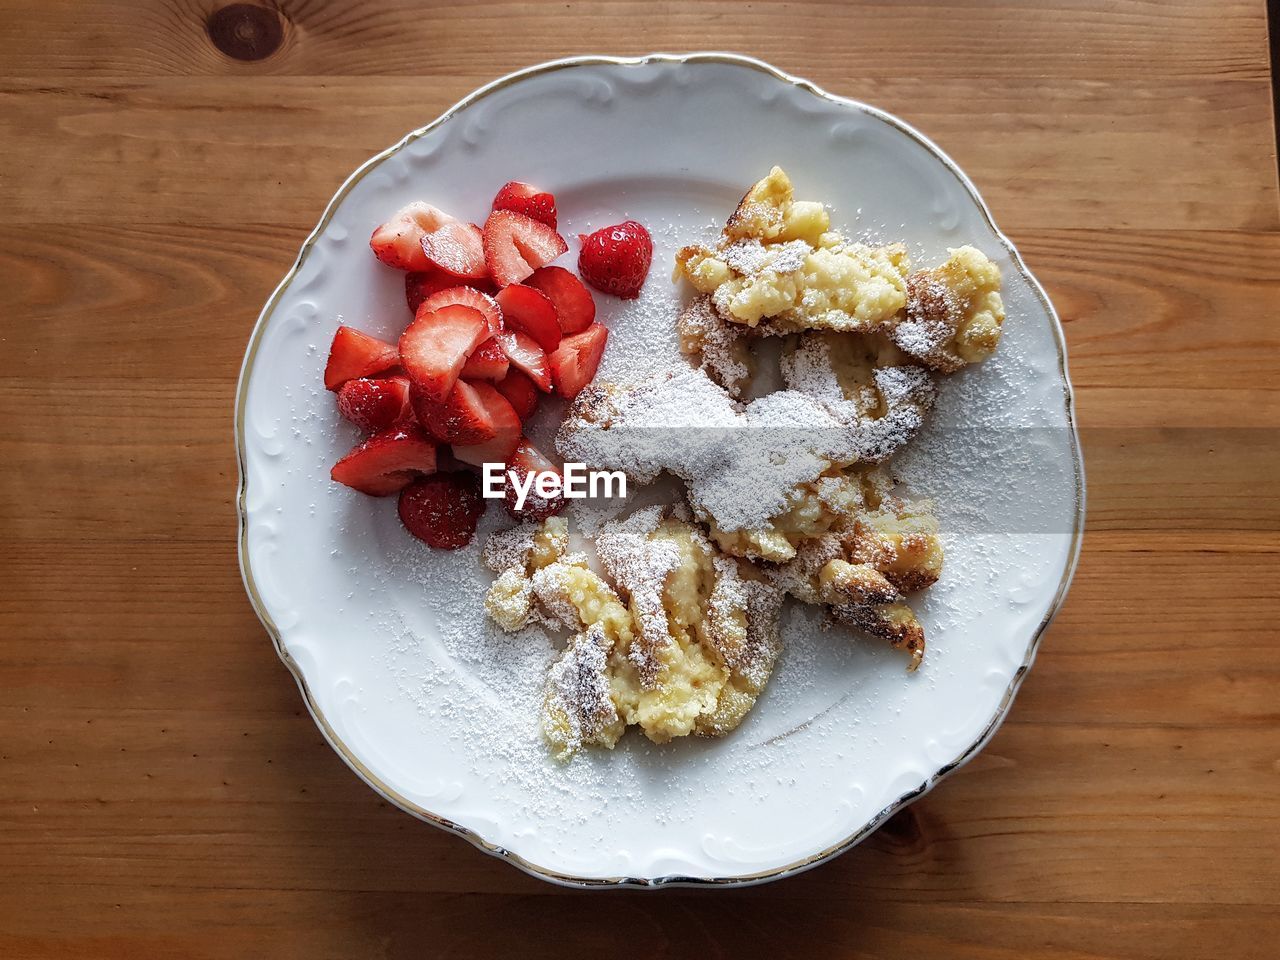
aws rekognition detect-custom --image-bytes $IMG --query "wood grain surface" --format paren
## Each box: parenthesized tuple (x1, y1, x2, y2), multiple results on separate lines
(2, 1, 1278, 957)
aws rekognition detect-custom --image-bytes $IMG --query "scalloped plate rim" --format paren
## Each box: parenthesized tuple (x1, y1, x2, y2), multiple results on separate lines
(234, 52, 1086, 889)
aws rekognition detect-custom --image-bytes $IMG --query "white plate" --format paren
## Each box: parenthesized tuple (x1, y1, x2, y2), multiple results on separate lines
(236, 54, 1085, 887)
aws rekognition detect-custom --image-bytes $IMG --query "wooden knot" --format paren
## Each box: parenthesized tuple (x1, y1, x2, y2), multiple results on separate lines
(206, 4, 284, 62)
(882, 804, 925, 847)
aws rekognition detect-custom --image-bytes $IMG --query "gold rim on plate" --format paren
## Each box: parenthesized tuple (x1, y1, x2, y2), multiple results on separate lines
(234, 52, 1087, 888)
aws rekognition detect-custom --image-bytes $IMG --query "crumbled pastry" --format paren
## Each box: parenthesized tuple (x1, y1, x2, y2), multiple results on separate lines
(595, 508, 783, 744)
(675, 166, 910, 331)
(543, 623, 625, 760)
(557, 357, 929, 549)
(483, 507, 784, 756)
(894, 245, 1005, 371)
(829, 601, 926, 672)
(757, 468, 941, 671)
(481, 516, 570, 630)
(478, 165, 1009, 754)
(677, 295, 753, 397)
(674, 168, 1005, 375)
(778, 330, 937, 463)
(723, 165, 830, 245)
(707, 466, 878, 562)
(849, 498, 943, 594)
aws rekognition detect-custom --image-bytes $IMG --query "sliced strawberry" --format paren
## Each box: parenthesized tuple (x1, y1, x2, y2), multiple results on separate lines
(548, 323, 608, 399)
(433, 445, 471, 475)
(324, 326, 399, 391)
(577, 220, 653, 299)
(497, 330, 552, 393)
(495, 284, 561, 352)
(406, 270, 496, 312)
(458, 337, 510, 381)
(330, 425, 437, 496)
(482, 210, 568, 287)
(420, 219, 487, 280)
(398, 472, 485, 549)
(525, 266, 595, 334)
(492, 181, 557, 229)
(451, 386, 521, 467)
(336, 375, 412, 433)
(411, 379, 501, 445)
(369, 202, 454, 272)
(503, 438, 565, 521)
(406, 271, 453, 313)
(398, 304, 488, 402)
(418, 285, 503, 336)
(494, 368, 540, 421)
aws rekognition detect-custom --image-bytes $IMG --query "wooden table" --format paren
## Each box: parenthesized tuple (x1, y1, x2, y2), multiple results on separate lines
(3, 2, 1278, 957)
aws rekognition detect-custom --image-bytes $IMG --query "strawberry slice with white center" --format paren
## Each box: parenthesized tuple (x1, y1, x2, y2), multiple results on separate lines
(405, 271, 495, 313)
(482, 210, 568, 287)
(324, 326, 400, 390)
(492, 181, 558, 229)
(330, 425, 438, 496)
(418, 285, 503, 336)
(494, 368, 540, 421)
(369, 202, 454, 272)
(496, 330, 552, 393)
(451, 385, 521, 467)
(458, 337, 510, 381)
(495, 284, 561, 352)
(503, 438, 565, 521)
(525, 266, 596, 334)
(337, 375, 412, 433)
(398, 472, 485, 549)
(420, 220, 487, 280)
(398, 303, 489, 402)
(548, 323, 608, 399)
(411, 379, 502, 445)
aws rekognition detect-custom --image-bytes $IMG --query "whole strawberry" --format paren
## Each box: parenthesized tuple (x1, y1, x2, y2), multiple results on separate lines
(577, 220, 652, 300)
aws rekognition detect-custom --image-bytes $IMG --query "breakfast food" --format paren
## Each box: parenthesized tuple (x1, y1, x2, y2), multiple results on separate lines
(323, 180, 635, 546)
(672, 166, 1006, 367)
(327, 166, 1006, 760)
(577, 220, 654, 299)
(541, 165, 1005, 754)
(483, 508, 783, 757)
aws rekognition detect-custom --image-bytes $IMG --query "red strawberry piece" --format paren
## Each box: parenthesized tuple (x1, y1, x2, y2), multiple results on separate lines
(411, 379, 503, 445)
(577, 220, 653, 299)
(369, 202, 455, 272)
(420, 219, 487, 280)
(324, 326, 399, 390)
(432, 445, 472, 475)
(497, 330, 552, 393)
(451, 386, 521, 467)
(406, 271, 496, 312)
(458, 337, 510, 381)
(494, 368, 540, 421)
(330, 425, 437, 497)
(418, 285, 503, 336)
(495, 284, 561, 352)
(525, 266, 595, 333)
(406, 271, 454, 313)
(548, 323, 608, 399)
(503, 438, 565, 521)
(336, 375, 412, 433)
(397, 472, 485, 549)
(492, 181, 557, 229)
(398, 304, 488, 402)
(482, 210, 568, 287)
